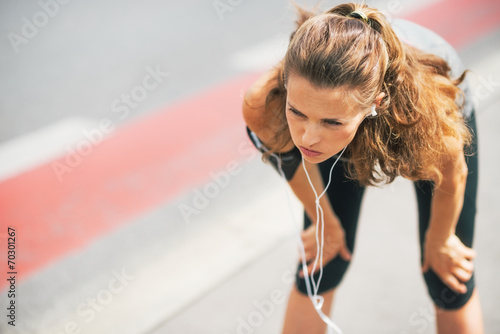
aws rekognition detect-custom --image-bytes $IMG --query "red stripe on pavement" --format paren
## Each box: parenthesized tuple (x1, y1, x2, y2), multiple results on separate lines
(0, 72, 263, 290)
(1, 0, 500, 291)
(402, 0, 500, 49)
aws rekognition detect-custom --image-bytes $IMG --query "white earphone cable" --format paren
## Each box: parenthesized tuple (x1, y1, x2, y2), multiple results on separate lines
(270, 146, 347, 334)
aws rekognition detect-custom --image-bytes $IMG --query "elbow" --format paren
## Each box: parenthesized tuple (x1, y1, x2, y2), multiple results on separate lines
(242, 96, 253, 129)
(242, 88, 268, 136)
(442, 156, 468, 194)
(435, 150, 468, 193)
(457, 163, 468, 190)
(450, 154, 468, 191)
(456, 153, 468, 184)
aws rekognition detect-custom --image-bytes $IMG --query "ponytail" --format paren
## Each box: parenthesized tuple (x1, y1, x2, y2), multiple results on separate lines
(263, 2, 471, 185)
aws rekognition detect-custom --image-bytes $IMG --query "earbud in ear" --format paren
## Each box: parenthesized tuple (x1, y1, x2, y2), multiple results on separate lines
(370, 104, 377, 117)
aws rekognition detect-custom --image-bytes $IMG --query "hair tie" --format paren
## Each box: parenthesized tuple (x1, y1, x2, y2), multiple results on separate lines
(347, 11, 369, 24)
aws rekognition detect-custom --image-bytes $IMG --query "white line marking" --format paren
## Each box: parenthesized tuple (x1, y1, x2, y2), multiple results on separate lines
(230, 35, 289, 71)
(0, 117, 97, 182)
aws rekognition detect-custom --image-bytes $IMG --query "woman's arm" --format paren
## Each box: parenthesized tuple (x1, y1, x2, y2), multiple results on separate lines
(242, 67, 284, 147)
(242, 70, 351, 274)
(422, 140, 476, 294)
(427, 145, 468, 240)
(289, 160, 352, 276)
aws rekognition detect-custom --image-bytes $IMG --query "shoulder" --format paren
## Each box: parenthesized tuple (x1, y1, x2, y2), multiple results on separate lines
(242, 67, 278, 123)
(242, 66, 294, 152)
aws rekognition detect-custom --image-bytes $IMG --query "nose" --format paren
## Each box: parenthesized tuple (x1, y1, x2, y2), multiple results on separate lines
(301, 122, 321, 147)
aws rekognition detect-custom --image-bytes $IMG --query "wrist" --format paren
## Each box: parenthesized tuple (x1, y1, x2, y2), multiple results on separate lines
(425, 227, 455, 244)
(323, 212, 342, 228)
(305, 209, 341, 227)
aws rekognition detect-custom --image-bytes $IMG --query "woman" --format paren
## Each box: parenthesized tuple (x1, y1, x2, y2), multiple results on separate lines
(242, 2, 483, 334)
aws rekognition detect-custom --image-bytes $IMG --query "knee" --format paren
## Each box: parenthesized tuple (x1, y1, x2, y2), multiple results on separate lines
(423, 270, 475, 310)
(295, 256, 351, 296)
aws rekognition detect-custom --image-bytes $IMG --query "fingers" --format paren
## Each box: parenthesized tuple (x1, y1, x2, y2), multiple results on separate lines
(421, 256, 430, 273)
(453, 267, 473, 283)
(306, 260, 319, 277)
(299, 227, 317, 278)
(459, 258, 474, 273)
(301, 229, 317, 263)
(429, 250, 474, 294)
(300, 241, 314, 262)
(442, 274, 467, 294)
(298, 248, 352, 278)
(452, 257, 474, 282)
(438, 264, 472, 294)
(298, 224, 352, 278)
(301, 240, 351, 264)
(339, 245, 352, 261)
(298, 259, 318, 278)
(461, 245, 477, 261)
(452, 235, 477, 260)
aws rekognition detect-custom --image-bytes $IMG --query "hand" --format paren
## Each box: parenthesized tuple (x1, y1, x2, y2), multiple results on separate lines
(299, 219, 351, 278)
(422, 233, 476, 294)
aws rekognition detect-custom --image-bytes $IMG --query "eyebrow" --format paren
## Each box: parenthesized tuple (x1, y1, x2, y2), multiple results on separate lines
(287, 102, 348, 123)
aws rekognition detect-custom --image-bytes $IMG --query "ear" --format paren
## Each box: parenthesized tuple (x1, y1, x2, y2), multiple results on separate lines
(374, 92, 385, 108)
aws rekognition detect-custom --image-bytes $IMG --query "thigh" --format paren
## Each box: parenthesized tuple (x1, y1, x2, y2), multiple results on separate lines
(296, 156, 365, 294)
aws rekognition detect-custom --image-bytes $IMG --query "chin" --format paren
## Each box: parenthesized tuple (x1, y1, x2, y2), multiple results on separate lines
(301, 154, 330, 164)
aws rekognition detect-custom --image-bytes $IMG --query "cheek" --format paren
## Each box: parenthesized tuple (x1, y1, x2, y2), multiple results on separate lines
(340, 119, 364, 141)
(322, 127, 358, 153)
(342, 127, 358, 142)
(324, 129, 351, 147)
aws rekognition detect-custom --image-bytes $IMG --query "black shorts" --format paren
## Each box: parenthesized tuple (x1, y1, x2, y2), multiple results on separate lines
(295, 112, 479, 310)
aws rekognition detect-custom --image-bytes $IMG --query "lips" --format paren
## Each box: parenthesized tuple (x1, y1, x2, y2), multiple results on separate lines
(299, 146, 322, 157)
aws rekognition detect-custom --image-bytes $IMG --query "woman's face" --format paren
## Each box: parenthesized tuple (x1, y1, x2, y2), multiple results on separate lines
(285, 73, 374, 164)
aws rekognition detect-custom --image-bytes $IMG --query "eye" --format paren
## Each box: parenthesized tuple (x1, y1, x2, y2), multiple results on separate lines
(323, 119, 342, 127)
(287, 107, 304, 118)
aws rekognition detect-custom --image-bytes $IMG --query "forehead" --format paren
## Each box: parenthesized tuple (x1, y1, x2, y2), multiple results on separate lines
(286, 74, 364, 119)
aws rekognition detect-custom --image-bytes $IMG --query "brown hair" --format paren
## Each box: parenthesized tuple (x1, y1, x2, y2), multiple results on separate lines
(251, 2, 471, 186)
